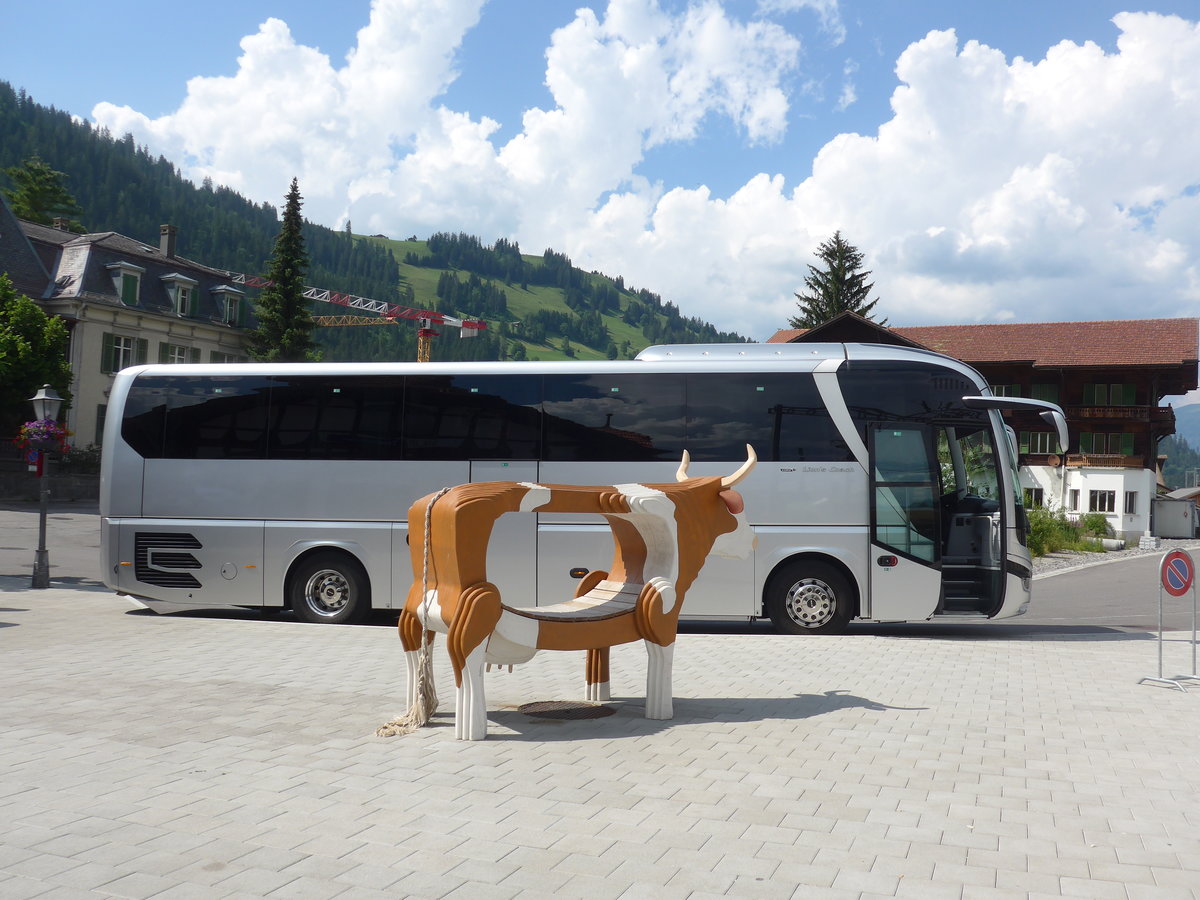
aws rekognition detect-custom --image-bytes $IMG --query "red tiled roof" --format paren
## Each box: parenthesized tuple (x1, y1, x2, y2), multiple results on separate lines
(768, 318, 1200, 369)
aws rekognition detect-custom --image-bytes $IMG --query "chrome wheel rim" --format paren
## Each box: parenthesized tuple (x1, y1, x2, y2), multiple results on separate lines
(784, 577, 836, 628)
(304, 569, 351, 618)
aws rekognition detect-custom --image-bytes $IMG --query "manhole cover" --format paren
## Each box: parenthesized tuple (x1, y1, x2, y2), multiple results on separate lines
(519, 700, 615, 720)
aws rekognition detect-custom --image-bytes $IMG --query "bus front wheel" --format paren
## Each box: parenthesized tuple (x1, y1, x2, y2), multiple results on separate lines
(289, 552, 370, 625)
(766, 561, 854, 635)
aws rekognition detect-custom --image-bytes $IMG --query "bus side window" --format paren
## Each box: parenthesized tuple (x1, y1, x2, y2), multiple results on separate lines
(542, 373, 684, 462)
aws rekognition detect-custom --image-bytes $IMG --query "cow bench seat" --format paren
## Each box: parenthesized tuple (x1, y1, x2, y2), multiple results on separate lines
(505, 579, 642, 622)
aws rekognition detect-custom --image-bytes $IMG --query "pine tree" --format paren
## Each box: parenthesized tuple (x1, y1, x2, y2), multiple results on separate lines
(2, 155, 85, 231)
(246, 178, 319, 362)
(788, 231, 884, 329)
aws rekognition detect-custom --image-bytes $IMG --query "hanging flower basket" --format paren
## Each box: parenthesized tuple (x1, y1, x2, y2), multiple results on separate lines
(13, 419, 71, 456)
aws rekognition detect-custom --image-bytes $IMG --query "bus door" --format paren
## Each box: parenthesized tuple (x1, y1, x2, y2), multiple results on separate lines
(868, 425, 942, 620)
(470, 460, 539, 603)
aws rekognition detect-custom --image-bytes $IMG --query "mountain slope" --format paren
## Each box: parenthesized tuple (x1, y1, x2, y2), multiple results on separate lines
(0, 81, 747, 363)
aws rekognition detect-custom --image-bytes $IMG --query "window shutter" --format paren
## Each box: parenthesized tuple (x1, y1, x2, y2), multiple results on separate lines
(1019, 432, 1029, 454)
(1120, 433, 1134, 456)
(189, 290, 199, 317)
(101, 333, 115, 373)
(1079, 433, 1093, 454)
(158, 342, 170, 364)
(189, 348, 201, 363)
(135, 338, 148, 365)
(1121, 384, 1135, 406)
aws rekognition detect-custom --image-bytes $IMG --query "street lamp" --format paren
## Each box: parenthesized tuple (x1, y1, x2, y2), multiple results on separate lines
(28, 384, 64, 590)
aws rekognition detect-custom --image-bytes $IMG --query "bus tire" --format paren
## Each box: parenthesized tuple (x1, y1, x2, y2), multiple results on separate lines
(766, 560, 854, 635)
(289, 551, 370, 625)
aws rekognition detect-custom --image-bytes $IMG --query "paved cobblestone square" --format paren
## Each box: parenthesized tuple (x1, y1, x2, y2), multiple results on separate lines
(2, 577, 1199, 897)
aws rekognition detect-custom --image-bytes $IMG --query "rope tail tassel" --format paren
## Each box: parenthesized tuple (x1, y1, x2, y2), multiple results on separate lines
(376, 487, 449, 737)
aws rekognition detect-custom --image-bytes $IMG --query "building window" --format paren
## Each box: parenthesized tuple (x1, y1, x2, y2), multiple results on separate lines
(121, 273, 139, 305)
(177, 286, 191, 316)
(107, 262, 146, 306)
(223, 295, 240, 325)
(1069, 489, 1080, 511)
(101, 333, 148, 373)
(159, 342, 199, 364)
(1021, 431, 1058, 454)
(1031, 383, 1059, 403)
(1080, 433, 1135, 456)
(1124, 491, 1137, 515)
(992, 384, 1020, 397)
(1024, 487, 1045, 508)
(1083, 383, 1135, 406)
(1089, 490, 1116, 513)
(210, 350, 246, 364)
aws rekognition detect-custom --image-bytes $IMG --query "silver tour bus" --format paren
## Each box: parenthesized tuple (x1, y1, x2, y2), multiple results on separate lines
(99, 342, 1067, 632)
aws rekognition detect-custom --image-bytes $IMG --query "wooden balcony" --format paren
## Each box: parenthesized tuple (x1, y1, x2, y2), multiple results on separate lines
(1065, 453, 1142, 468)
(1020, 453, 1143, 469)
(1065, 406, 1148, 421)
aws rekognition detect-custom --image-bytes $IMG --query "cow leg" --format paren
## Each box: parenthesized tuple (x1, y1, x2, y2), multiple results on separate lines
(456, 643, 489, 740)
(446, 584, 501, 740)
(586, 647, 610, 702)
(644, 640, 675, 720)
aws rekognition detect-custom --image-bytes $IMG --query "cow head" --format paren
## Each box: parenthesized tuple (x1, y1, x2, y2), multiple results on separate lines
(677, 444, 757, 560)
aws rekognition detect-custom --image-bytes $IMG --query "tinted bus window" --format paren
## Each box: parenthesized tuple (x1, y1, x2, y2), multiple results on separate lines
(404, 374, 541, 460)
(685, 373, 854, 462)
(268, 375, 402, 460)
(839, 362, 986, 439)
(120, 375, 272, 459)
(543, 373, 684, 461)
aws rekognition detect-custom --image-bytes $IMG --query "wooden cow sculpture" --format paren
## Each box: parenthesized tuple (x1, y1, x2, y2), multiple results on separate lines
(394, 446, 757, 740)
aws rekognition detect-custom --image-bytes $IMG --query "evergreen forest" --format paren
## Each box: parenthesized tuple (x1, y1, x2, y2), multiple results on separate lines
(0, 82, 747, 363)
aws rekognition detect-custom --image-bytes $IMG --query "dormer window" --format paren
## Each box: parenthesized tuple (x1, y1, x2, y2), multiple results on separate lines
(211, 285, 246, 326)
(161, 273, 199, 317)
(106, 262, 146, 306)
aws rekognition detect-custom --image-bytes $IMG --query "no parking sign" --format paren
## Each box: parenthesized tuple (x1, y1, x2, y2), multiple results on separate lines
(1161, 549, 1195, 598)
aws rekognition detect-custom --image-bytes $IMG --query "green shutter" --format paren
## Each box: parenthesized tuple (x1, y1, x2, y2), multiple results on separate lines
(1079, 433, 1093, 454)
(189, 290, 199, 317)
(158, 342, 170, 364)
(1120, 384, 1135, 406)
(1120, 433, 1134, 456)
(135, 338, 148, 365)
(189, 348, 201, 363)
(1083, 384, 1096, 405)
(101, 333, 115, 373)
(1019, 432, 1030, 454)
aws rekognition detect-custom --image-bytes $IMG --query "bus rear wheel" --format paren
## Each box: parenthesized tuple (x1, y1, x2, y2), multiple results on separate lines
(289, 552, 370, 625)
(766, 561, 854, 635)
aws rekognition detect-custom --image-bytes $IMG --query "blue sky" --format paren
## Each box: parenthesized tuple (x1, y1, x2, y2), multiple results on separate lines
(5, 1, 1200, 340)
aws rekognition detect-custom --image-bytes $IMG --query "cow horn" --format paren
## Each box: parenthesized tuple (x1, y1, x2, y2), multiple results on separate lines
(676, 449, 691, 482)
(720, 444, 757, 489)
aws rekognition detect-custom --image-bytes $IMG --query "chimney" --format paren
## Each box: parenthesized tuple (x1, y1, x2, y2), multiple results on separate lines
(52, 217, 70, 231)
(160, 224, 177, 258)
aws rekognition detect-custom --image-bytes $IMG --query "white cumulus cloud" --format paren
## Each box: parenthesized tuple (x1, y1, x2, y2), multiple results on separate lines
(92, 4, 1200, 341)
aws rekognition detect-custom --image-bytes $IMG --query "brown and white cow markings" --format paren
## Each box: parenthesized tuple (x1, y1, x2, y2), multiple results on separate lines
(391, 446, 756, 740)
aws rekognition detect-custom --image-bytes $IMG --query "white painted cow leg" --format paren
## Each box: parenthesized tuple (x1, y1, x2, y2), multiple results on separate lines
(586, 680, 611, 702)
(456, 644, 489, 741)
(404, 650, 421, 709)
(644, 641, 675, 720)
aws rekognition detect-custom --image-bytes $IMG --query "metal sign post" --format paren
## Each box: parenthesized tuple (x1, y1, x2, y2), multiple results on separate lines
(1140, 549, 1200, 691)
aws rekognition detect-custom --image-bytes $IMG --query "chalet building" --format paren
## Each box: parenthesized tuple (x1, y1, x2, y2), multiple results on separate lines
(0, 194, 252, 447)
(769, 313, 1200, 540)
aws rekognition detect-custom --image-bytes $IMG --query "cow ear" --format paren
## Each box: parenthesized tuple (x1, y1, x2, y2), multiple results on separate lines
(719, 489, 744, 515)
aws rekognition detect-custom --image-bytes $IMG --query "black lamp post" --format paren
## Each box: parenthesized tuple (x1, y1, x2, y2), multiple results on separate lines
(28, 384, 64, 590)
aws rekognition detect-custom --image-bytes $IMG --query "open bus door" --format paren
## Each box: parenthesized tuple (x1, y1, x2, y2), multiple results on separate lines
(867, 424, 942, 621)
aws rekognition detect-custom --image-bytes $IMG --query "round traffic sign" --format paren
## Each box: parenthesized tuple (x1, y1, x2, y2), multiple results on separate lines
(1161, 549, 1195, 597)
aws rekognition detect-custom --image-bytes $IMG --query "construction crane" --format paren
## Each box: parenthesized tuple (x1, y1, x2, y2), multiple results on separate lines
(228, 272, 486, 361)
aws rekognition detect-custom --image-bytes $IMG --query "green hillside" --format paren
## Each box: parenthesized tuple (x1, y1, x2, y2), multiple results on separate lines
(0, 80, 748, 364)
